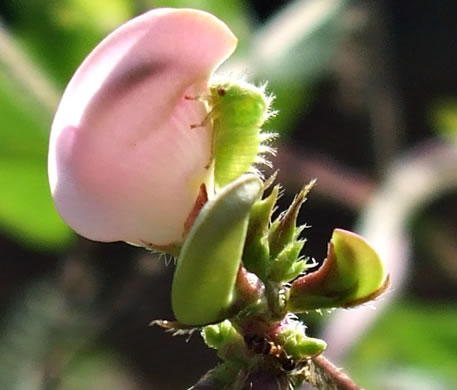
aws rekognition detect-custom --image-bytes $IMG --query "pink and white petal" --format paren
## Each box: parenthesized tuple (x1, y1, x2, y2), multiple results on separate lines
(49, 9, 237, 246)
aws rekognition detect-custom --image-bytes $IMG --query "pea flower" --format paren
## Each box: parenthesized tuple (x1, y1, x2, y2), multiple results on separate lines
(48, 9, 237, 250)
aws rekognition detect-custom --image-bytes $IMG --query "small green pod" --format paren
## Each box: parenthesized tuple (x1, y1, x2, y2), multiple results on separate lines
(172, 175, 263, 325)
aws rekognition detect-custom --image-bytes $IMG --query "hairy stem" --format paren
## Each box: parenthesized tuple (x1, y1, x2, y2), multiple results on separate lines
(306, 355, 360, 390)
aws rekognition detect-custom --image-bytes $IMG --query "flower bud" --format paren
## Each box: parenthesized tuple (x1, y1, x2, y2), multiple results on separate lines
(275, 321, 327, 360)
(48, 9, 237, 248)
(288, 229, 389, 311)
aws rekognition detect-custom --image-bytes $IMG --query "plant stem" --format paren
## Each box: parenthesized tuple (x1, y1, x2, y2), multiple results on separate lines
(306, 355, 360, 390)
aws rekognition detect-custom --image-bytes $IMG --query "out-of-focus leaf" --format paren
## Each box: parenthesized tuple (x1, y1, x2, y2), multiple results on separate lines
(0, 73, 49, 156)
(0, 158, 72, 249)
(222, 0, 350, 135)
(431, 100, 457, 144)
(261, 81, 311, 136)
(227, 0, 350, 83)
(0, 67, 72, 250)
(57, 0, 133, 32)
(58, 350, 141, 390)
(6, 0, 132, 87)
(346, 300, 457, 389)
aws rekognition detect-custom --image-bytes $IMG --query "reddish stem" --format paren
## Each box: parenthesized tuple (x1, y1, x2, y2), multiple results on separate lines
(307, 355, 360, 390)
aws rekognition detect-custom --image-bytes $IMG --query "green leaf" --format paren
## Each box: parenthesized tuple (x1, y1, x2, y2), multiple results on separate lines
(0, 159, 73, 249)
(240, 0, 350, 84)
(7, 0, 133, 87)
(0, 72, 72, 249)
(172, 175, 263, 326)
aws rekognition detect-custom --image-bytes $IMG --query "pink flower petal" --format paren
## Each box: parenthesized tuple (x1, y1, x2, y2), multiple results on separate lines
(49, 8, 237, 246)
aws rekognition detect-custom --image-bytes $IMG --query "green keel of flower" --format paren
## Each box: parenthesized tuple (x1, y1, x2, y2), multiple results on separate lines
(171, 175, 263, 326)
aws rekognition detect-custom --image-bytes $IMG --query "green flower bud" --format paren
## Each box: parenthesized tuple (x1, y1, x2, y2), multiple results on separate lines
(203, 320, 242, 350)
(202, 320, 247, 363)
(172, 175, 263, 325)
(275, 321, 327, 360)
(287, 229, 389, 312)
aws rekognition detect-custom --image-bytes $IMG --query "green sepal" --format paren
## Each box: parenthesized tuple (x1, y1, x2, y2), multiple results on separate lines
(242, 185, 279, 279)
(268, 180, 314, 260)
(275, 322, 327, 360)
(287, 229, 389, 312)
(284, 260, 309, 283)
(270, 240, 306, 282)
(172, 175, 263, 326)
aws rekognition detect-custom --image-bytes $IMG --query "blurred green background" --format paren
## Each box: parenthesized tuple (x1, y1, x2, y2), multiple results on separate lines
(0, 0, 456, 389)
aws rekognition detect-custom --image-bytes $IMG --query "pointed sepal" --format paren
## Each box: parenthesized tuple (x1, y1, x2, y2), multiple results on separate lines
(268, 180, 315, 261)
(269, 240, 307, 283)
(242, 185, 280, 279)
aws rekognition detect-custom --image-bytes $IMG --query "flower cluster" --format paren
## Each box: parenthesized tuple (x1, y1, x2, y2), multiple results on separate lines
(49, 8, 389, 389)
